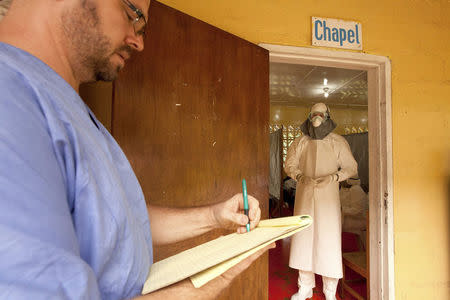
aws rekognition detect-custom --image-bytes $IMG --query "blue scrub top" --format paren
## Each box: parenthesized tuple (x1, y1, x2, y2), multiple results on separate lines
(0, 42, 153, 300)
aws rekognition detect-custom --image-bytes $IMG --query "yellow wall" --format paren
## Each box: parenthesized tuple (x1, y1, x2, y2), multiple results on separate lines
(157, 0, 450, 298)
(270, 105, 368, 135)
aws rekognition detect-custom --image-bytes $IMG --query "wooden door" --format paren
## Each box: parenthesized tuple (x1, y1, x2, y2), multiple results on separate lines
(113, 1, 269, 299)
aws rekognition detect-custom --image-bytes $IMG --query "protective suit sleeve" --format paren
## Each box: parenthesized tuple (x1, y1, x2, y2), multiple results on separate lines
(334, 135, 358, 182)
(0, 71, 101, 299)
(284, 137, 304, 180)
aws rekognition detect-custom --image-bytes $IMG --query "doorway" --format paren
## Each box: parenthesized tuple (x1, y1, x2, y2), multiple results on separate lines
(262, 43, 394, 300)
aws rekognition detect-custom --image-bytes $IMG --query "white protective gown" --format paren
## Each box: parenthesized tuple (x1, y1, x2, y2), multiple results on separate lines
(285, 133, 357, 278)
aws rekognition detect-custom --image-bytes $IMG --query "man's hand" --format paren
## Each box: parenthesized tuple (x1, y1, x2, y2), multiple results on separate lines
(210, 193, 261, 234)
(148, 194, 261, 245)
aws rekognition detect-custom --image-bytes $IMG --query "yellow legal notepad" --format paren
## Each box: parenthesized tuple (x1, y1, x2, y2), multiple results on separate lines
(142, 215, 312, 294)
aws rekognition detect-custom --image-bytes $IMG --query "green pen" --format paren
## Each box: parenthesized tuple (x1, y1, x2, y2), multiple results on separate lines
(242, 179, 250, 232)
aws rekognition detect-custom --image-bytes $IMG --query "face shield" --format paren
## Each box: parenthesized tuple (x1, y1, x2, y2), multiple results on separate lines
(300, 103, 336, 139)
(308, 110, 329, 127)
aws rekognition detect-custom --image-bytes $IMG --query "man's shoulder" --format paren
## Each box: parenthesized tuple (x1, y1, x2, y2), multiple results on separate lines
(0, 50, 61, 136)
(327, 132, 348, 143)
(0, 56, 47, 114)
(0, 44, 44, 95)
(0, 60, 32, 87)
(0, 43, 84, 120)
(297, 134, 310, 142)
(291, 134, 310, 147)
(0, 42, 66, 92)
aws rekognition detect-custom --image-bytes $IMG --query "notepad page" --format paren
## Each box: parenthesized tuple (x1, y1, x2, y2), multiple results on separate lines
(143, 226, 296, 293)
(258, 215, 311, 227)
(190, 222, 311, 287)
(142, 215, 312, 294)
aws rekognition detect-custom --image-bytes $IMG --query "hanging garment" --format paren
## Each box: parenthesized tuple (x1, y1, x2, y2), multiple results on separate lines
(341, 184, 369, 234)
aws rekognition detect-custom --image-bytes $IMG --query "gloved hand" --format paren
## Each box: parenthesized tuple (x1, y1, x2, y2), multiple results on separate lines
(296, 174, 316, 186)
(315, 174, 337, 188)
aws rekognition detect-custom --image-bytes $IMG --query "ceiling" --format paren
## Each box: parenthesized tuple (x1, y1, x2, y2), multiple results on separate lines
(270, 62, 368, 108)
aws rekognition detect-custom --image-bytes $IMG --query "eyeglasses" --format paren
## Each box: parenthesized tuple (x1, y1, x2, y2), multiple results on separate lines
(121, 0, 147, 38)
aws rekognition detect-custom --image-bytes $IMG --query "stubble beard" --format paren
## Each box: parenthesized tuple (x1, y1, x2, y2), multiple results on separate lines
(61, 0, 122, 83)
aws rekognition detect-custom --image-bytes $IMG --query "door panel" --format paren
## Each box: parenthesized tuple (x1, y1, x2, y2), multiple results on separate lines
(113, 1, 269, 299)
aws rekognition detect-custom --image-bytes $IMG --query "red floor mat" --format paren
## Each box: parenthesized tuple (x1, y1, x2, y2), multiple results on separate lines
(268, 206, 366, 299)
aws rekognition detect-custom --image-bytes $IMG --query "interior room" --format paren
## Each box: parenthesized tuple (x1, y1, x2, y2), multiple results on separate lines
(268, 62, 369, 300)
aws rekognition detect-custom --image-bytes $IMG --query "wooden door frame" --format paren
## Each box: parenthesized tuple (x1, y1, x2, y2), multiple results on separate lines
(259, 43, 394, 300)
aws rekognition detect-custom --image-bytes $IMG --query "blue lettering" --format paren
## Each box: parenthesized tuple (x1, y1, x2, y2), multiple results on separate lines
(315, 20, 323, 40)
(332, 28, 339, 42)
(339, 29, 347, 46)
(323, 21, 331, 41)
(314, 20, 361, 47)
(348, 30, 355, 43)
(355, 24, 360, 44)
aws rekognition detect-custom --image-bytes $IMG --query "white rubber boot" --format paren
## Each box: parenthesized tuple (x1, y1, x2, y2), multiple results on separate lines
(323, 290, 336, 300)
(322, 276, 339, 300)
(290, 270, 315, 300)
(291, 288, 313, 300)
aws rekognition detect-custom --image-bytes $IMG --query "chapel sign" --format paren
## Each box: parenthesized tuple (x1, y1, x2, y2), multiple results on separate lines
(312, 17, 362, 50)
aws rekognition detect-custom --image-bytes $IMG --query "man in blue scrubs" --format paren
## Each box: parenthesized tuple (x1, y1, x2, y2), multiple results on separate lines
(0, 1, 270, 299)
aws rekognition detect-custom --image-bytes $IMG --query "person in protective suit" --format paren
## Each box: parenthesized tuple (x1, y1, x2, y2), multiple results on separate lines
(284, 103, 358, 300)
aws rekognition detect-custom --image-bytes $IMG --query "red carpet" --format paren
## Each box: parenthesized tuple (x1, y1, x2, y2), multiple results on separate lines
(268, 205, 366, 300)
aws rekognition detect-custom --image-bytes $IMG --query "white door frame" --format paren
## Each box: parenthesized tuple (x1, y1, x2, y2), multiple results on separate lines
(260, 43, 394, 300)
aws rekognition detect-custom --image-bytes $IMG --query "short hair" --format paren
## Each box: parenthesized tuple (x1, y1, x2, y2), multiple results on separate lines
(0, 0, 13, 21)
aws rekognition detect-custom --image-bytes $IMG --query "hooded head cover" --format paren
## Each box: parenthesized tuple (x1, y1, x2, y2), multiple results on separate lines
(300, 103, 337, 139)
